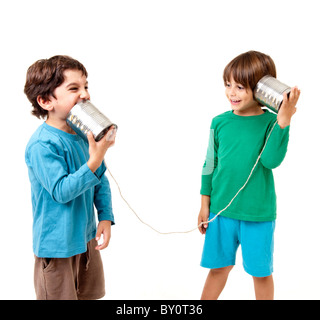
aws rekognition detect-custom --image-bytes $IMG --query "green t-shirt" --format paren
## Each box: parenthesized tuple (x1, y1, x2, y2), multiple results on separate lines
(200, 110, 290, 222)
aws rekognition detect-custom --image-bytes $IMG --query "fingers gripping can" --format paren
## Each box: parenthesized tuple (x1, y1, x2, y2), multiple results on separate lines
(67, 100, 117, 141)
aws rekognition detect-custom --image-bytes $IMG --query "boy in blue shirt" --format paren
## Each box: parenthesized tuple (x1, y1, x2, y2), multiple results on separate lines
(24, 55, 116, 300)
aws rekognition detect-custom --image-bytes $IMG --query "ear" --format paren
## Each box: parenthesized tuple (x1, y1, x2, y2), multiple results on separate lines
(37, 95, 54, 111)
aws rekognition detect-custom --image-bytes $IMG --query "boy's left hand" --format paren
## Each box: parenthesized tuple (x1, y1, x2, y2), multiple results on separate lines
(95, 220, 111, 250)
(277, 86, 300, 128)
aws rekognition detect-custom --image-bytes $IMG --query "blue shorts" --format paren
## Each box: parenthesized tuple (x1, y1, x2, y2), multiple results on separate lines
(200, 214, 275, 277)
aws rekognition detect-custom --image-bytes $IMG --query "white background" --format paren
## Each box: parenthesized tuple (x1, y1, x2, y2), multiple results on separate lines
(0, 0, 319, 300)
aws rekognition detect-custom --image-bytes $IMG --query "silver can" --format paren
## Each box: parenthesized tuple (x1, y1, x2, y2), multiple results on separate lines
(67, 100, 117, 141)
(254, 75, 291, 113)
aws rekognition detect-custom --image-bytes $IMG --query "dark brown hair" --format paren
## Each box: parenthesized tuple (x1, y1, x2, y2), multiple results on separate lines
(24, 55, 88, 119)
(223, 51, 277, 91)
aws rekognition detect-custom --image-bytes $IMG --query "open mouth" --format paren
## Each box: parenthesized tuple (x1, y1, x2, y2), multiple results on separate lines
(231, 99, 241, 105)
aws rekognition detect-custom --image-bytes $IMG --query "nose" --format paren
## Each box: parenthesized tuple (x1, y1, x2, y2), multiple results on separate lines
(79, 88, 90, 101)
(229, 86, 236, 96)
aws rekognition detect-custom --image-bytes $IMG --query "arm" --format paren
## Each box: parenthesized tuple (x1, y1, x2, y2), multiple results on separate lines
(260, 122, 290, 169)
(198, 122, 218, 234)
(260, 87, 300, 169)
(200, 126, 218, 195)
(90, 129, 116, 250)
(87, 127, 116, 173)
(27, 141, 101, 203)
(94, 165, 115, 223)
(198, 195, 210, 234)
(94, 172, 114, 250)
(27, 127, 117, 204)
(277, 86, 300, 129)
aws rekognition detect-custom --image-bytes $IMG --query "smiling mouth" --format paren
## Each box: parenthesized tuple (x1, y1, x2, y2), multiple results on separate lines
(231, 99, 241, 105)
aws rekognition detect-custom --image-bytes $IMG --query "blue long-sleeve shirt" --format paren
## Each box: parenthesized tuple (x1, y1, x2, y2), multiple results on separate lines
(25, 122, 114, 258)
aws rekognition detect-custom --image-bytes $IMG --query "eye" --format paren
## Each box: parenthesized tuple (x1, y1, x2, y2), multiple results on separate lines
(237, 85, 244, 90)
(69, 87, 78, 91)
(225, 82, 231, 88)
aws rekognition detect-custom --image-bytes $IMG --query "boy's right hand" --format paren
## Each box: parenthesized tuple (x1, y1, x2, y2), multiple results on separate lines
(87, 126, 116, 173)
(198, 207, 209, 235)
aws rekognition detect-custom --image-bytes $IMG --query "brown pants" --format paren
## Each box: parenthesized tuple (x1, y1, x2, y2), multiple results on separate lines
(34, 238, 105, 300)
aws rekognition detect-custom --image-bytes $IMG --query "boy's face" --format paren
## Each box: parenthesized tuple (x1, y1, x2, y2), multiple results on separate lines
(49, 69, 90, 121)
(225, 77, 260, 115)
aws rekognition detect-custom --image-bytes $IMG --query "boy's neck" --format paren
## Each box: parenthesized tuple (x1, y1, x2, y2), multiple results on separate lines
(233, 108, 264, 116)
(46, 117, 75, 134)
(233, 103, 264, 117)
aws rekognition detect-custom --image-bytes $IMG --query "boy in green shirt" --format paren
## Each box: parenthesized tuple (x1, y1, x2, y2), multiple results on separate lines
(198, 51, 300, 300)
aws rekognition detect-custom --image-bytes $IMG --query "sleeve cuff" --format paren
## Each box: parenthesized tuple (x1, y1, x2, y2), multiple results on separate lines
(98, 213, 115, 225)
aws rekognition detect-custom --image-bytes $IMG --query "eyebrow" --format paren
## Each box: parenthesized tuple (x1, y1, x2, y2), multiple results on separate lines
(66, 81, 88, 88)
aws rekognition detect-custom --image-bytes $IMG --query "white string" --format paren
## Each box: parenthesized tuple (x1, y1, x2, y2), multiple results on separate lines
(106, 120, 278, 235)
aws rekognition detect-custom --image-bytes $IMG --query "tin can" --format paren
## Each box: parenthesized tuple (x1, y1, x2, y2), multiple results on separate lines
(67, 100, 117, 141)
(254, 75, 291, 113)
